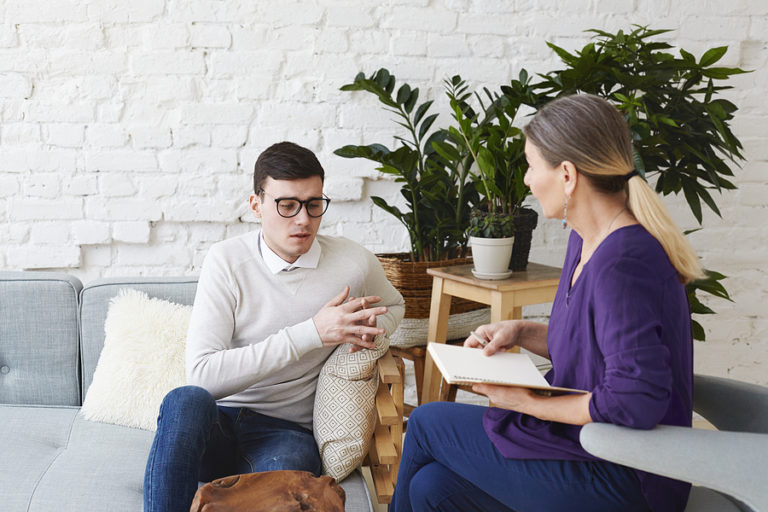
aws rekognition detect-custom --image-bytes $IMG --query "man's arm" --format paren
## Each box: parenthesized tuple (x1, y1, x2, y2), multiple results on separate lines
(185, 246, 324, 399)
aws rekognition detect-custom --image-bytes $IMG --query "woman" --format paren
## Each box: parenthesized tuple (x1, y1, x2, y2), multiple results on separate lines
(390, 94, 701, 512)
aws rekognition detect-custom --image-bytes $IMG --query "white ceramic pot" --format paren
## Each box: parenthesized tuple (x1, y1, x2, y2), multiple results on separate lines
(469, 235, 515, 277)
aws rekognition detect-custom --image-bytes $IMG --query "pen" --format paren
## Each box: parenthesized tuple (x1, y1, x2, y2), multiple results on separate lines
(470, 330, 489, 347)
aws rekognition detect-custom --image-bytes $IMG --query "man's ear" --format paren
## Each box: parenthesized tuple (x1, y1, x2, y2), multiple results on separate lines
(249, 194, 262, 219)
(561, 160, 579, 197)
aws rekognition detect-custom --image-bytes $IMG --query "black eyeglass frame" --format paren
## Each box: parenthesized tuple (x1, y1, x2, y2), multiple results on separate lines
(258, 189, 331, 218)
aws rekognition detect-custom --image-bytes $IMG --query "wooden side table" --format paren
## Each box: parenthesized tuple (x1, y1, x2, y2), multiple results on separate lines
(422, 262, 562, 404)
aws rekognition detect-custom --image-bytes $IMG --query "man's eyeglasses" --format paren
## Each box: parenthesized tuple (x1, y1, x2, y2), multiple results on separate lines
(259, 190, 331, 218)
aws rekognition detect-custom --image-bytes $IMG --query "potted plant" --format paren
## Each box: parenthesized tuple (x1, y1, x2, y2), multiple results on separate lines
(532, 26, 747, 339)
(334, 69, 486, 326)
(436, 74, 536, 277)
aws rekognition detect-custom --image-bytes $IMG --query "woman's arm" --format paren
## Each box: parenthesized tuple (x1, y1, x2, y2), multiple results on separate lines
(473, 384, 593, 426)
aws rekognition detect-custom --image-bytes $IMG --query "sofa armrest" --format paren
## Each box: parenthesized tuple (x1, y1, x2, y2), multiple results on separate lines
(580, 423, 768, 511)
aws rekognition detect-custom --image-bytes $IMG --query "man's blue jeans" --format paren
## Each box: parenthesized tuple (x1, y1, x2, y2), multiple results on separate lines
(143, 386, 321, 512)
(391, 401, 649, 512)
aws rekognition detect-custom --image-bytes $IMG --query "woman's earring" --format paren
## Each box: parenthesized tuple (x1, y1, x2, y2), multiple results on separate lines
(561, 196, 569, 229)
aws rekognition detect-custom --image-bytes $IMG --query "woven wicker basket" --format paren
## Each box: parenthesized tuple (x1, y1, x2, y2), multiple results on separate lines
(377, 253, 484, 319)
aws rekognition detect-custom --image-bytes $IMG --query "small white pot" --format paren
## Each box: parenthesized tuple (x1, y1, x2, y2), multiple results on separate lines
(469, 235, 515, 276)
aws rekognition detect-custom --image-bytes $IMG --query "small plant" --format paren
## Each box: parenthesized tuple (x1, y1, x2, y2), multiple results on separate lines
(466, 209, 515, 238)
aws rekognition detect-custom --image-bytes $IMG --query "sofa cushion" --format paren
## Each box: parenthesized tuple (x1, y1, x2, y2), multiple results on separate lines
(81, 289, 192, 430)
(0, 404, 372, 512)
(0, 272, 82, 406)
(79, 277, 198, 400)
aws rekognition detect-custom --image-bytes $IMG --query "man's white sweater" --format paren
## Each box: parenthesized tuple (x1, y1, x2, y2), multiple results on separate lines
(185, 230, 405, 429)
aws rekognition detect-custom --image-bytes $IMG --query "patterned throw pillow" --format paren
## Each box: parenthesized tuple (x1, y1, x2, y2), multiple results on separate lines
(313, 335, 389, 481)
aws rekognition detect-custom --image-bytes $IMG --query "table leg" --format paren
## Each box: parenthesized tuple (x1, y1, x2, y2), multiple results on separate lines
(422, 277, 452, 404)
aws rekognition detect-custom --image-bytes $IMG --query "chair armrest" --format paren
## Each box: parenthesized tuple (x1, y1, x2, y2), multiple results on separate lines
(580, 423, 768, 511)
(694, 374, 768, 433)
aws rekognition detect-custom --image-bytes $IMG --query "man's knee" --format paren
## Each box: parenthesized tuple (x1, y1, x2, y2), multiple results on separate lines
(158, 385, 216, 426)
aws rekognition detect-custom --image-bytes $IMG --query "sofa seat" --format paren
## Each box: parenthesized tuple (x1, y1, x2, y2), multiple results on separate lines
(0, 405, 372, 512)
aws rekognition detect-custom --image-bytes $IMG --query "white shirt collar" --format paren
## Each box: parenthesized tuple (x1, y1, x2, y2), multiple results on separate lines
(258, 231, 321, 274)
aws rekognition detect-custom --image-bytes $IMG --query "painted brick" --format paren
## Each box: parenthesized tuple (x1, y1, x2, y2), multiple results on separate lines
(164, 199, 242, 222)
(113, 221, 151, 243)
(159, 148, 238, 174)
(45, 123, 85, 147)
(0, 149, 78, 172)
(0, 73, 32, 99)
(85, 150, 158, 172)
(6, 0, 87, 23)
(0, 24, 18, 47)
(381, 8, 457, 32)
(72, 220, 112, 245)
(268, 26, 317, 51)
(30, 222, 70, 244)
(181, 103, 254, 125)
(2, 123, 40, 144)
(316, 29, 350, 54)
(131, 52, 206, 75)
(86, 0, 165, 23)
(130, 126, 173, 149)
(25, 102, 95, 123)
(136, 176, 180, 199)
(64, 175, 99, 197)
(428, 34, 470, 58)
(97, 103, 125, 123)
(0, 175, 20, 197)
(190, 23, 232, 49)
(116, 244, 190, 267)
(99, 174, 137, 197)
(85, 197, 162, 221)
(7, 244, 81, 269)
(324, 177, 364, 202)
(87, 124, 128, 147)
(326, 7, 375, 28)
(172, 126, 211, 148)
(259, 3, 324, 27)
(211, 125, 248, 148)
(208, 51, 282, 77)
(11, 198, 83, 221)
(230, 25, 269, 51)
(25, 174, 61, 198)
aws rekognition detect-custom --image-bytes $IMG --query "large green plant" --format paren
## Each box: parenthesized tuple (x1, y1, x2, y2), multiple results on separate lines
(532, 26, 747, 339)
(334, 69, 477, 262)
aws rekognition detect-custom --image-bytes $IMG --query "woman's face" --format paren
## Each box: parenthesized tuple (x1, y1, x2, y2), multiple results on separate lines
(524, 140, 566, 220)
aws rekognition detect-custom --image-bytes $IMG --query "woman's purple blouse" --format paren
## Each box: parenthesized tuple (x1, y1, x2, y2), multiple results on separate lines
(483, 225, 693, 512)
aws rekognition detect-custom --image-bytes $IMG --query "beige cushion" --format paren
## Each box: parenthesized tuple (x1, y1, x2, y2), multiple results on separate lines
(81, 289, 191, 431)
(313, 335, 389, 481)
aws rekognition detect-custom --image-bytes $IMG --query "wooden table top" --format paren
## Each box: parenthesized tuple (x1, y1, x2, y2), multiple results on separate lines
(426, 262, 562, 291)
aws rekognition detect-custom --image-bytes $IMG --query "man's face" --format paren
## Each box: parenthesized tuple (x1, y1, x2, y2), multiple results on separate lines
(249, 176, 324, 264)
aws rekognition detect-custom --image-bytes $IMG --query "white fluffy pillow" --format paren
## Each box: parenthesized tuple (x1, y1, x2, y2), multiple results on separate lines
(81, 289, 191, 431)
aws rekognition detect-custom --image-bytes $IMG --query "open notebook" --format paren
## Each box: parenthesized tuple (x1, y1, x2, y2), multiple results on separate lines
(427, 342, 587, 395)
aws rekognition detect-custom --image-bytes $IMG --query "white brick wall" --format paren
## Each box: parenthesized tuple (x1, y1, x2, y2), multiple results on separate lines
(1, 0, 766, 384)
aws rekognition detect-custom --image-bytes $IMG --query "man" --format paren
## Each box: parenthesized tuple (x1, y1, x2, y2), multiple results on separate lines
(144, 141, 405, 512)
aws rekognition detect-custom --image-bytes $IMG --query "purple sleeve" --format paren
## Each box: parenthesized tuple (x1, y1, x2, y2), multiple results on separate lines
(587, 258, 673, 429)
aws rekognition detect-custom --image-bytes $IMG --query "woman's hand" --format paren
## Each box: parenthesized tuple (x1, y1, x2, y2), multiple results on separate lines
(464, 320, 524, 356)
(472, 383, 594, 426)
(472, 383, 536, 411)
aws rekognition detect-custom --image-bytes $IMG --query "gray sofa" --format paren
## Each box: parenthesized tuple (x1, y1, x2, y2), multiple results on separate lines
(0, 271, 374, 512)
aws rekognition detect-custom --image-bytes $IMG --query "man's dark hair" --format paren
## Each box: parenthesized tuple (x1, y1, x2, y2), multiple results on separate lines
(253, 141, 325, 194)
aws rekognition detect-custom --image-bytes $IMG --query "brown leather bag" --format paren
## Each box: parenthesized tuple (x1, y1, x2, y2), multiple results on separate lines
(190, 470, 345, 512)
